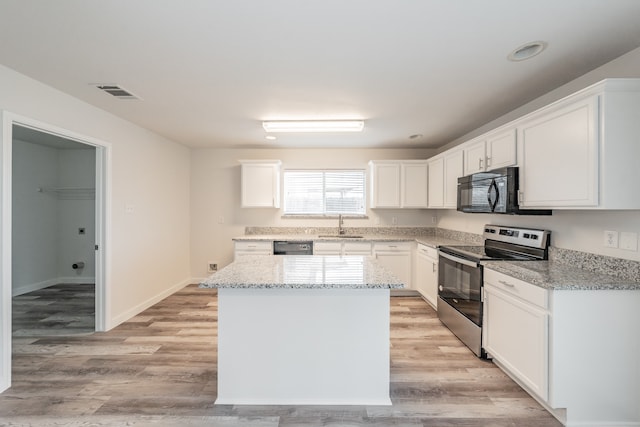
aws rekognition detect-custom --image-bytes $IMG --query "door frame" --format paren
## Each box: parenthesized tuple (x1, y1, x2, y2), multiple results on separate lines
(0, 111, 112, 392)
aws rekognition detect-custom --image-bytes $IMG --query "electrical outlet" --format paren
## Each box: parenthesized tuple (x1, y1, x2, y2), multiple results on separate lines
(207, 262, 218, 273)
(218, 215, 225, 224)
(604, 230, 619, 248)
(431, 216, 437, 224)
(391, 216, 398, 225)
(620, 232, 638, 251)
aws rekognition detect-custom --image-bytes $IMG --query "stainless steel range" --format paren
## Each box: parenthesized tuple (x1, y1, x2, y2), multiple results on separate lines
(437, 225, 551, 357)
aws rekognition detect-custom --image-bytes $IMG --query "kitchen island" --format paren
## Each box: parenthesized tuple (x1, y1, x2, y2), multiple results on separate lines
(200, 255, 403, 405)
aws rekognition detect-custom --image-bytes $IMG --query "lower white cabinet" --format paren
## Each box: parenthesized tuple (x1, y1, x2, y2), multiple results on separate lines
(415, 244, 438, 308)
(314, 241, 372, 256)
(234, 241, 273, 259)
(483, 270, 549, 401)
(373, 242, 413, 289)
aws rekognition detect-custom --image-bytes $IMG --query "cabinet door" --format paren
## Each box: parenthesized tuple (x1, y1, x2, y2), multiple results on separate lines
(416, 245, 438, 308)
(374, 244, 412, 289)
(443, 150, 464, 208)
(463, 140, 486, 175)
(370, 162, 401, 208)
(518, 96, 599, 208)
(241, 162, 281, 208)
(313, 241, 342, 255)
(486, 129, 516, 170)
(401, 162, 428, 208)
(484, 284, 548, 401)
(427, 157, 444, 208)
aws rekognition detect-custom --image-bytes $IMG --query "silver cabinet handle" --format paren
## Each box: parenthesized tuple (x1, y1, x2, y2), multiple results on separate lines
(486, 156, 491, 167)
(478, 158, 483, 169)
(499, 280, 515, 287)
(432, 262, 437, 273)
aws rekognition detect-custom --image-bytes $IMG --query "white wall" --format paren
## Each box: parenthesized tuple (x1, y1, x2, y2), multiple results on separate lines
(436, 46, 640, 261)
(57, 147, 96, 283)
(11, 140, 59, 291)
(190, 147, 436, 278)
(0, 63, 191, 328)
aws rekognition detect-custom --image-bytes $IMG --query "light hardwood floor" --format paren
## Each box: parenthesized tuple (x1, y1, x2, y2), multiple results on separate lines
(0, 284, 562, 427)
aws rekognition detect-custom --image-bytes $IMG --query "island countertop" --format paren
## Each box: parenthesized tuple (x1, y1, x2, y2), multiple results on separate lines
(200, 255, 404, 289)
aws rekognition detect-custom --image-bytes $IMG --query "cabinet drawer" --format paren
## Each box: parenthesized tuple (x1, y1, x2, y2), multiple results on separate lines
(373, 242, 412, 252)
(417, 243, 438, 259)
(234, 241, 273, 252)
(484, 269, 548, 309)
(313, 242, 342, 252)
(343, 241, 372, 254)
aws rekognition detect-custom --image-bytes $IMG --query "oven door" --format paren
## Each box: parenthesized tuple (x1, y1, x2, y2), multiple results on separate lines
(438, 251, 483, 326)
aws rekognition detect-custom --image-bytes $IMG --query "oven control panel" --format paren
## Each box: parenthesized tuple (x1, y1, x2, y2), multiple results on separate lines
(483, 225, 550, 249)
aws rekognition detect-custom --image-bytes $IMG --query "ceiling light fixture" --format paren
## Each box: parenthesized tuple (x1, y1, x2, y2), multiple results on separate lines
(508, 41, 547, 62)
(262, 120, 364, 133)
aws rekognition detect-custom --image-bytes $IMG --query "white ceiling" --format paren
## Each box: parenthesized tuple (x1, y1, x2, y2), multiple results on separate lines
(1, 0, 640, 149)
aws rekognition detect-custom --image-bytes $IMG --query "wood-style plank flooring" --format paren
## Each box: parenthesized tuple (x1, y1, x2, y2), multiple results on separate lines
(0, 284, 562, 426)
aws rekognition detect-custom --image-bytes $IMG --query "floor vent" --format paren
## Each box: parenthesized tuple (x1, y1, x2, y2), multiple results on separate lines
(94, 84, 141, 100)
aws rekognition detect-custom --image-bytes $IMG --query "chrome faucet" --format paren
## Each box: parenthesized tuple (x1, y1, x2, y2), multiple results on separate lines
(338, 214, 345, 235)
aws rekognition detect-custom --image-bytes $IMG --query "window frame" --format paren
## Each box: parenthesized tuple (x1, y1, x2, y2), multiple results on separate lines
(282, 168, 367, 218)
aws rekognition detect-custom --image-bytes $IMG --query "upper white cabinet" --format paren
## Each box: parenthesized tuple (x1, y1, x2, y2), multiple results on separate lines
(463, 140, 487, 175)
(443, 150, 464, 208)
(427, 157, 444, 208)
(463, 129, 516, 175)
(486, 129, 517, 170)
(239, 160, 281, 208)
(428, 149, 463, 209)
(369, 160, 428, 208)
(401, 161, 429, 208)
(517, 79, 640, 209)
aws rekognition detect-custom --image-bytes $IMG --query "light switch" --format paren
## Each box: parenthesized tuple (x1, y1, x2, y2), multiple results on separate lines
(620, 232, 638, 251)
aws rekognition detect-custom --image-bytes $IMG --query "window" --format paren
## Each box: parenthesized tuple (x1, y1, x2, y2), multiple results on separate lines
(283, 170, 366, 216)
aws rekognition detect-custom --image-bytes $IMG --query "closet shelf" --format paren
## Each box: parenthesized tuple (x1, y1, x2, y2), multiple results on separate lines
(37, 187, 95, 200)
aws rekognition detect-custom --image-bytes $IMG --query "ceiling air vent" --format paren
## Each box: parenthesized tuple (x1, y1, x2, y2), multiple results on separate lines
(94, 84, 141, 100)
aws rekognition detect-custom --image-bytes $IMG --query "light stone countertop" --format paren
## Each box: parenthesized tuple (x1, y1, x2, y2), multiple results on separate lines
(483, 260, 640, 291)
(200, 255, 404, 289)
(233, 234, 468, 249)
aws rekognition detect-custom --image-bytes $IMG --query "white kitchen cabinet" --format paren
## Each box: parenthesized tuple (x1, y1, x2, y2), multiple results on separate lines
(239, 160, 281, 208)
(483, 267, 640, 426)
(234, 241, 273, 259)
(369, 161, 401, 208)
(428, 150, 463, 209)
(415, 244, 438, 308)
(517, 79, 640, 209)
(314, 241, 372, 256)
(373, 242, 413, 289)
(401, 161, 428, 208)
(463, 139, 486, 175)
(369, 160, 428, 209)
(427, 157, 444, 208)
(486, 128, 517, 170)
(313, 241, 342, 255)
(483, 270, 549, 401)
(443, 149, 464, 208)
(463, 129, 516, 176)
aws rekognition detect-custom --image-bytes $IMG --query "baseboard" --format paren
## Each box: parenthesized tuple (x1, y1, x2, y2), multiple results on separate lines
(109, 278, 192, 329)
(12, 277, 95, 296)
(191, 277, 207, 284)
(12, 278, 58, 296)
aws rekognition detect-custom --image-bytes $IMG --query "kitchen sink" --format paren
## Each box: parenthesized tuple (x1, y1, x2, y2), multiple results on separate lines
(317, 235, 364, 239)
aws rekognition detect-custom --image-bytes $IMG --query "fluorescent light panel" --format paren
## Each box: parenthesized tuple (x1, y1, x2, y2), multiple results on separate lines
(262, 120, 364, 133)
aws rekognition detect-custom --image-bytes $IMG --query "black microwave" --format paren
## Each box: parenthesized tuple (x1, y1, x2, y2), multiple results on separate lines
(457, 167, 551, 215)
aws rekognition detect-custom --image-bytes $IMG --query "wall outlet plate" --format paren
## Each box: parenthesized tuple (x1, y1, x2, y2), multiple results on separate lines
(207, 262, 218, 273)
(604, 230, 619, 248)
(620, 232, 638, 251)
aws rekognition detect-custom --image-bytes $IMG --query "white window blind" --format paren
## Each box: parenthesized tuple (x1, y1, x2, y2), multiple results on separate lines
(284, 170, 365, 215)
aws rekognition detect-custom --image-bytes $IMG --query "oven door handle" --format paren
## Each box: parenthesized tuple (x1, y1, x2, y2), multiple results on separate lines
(439, 251, 479, 268)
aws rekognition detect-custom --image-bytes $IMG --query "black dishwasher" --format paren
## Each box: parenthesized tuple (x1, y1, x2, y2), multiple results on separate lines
(273, 241, 314, 255)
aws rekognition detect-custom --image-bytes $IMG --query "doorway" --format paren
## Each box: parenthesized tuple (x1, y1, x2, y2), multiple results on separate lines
(12, 126, 96, 337)
(0, 112, 110, 392)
